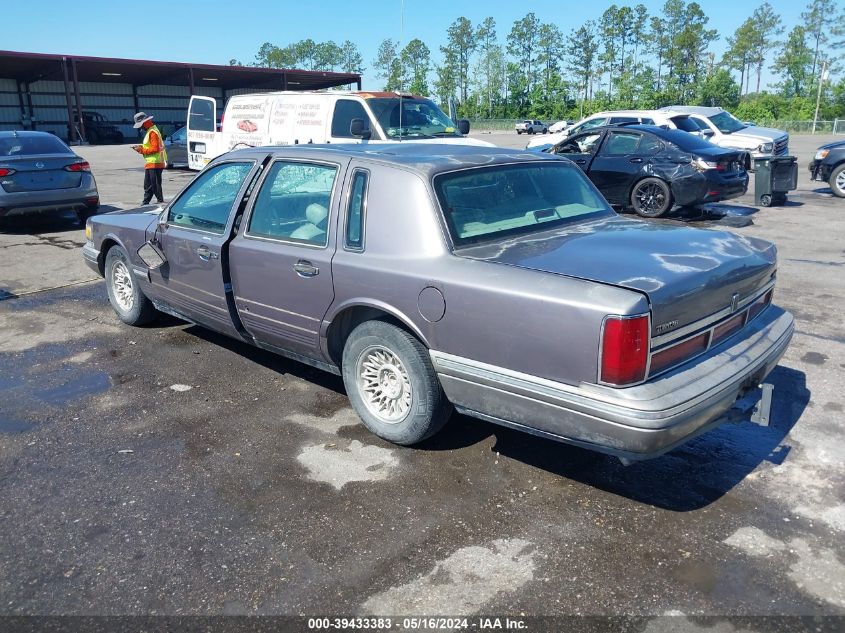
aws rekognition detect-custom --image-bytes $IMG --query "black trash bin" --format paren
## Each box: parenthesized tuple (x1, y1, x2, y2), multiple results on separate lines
(754, 156, 798, 207)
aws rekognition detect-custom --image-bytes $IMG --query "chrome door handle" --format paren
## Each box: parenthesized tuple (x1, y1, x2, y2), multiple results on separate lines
(629, 157, 644, 163)
(575, 159, 587, 164)
(196, 246, 218, 261)
(293, 260, 319, 277)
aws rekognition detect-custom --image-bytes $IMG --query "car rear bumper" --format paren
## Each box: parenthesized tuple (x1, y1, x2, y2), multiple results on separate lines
(431, 306, 793, 460)
(0, 186, 99, 217)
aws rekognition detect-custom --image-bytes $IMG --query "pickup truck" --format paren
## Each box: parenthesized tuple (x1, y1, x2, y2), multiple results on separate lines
(82, 144, 793, 463)
(515, 120, 548, 135)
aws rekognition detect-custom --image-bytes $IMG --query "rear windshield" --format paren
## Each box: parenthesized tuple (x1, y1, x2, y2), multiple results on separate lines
(434, 162, 612, 246)
(0, 135, 70, 156)
(670, 116, 701, 133)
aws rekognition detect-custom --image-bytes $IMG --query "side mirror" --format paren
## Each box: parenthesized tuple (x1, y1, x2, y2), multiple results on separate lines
(137, 241, 166, 270)
(349, 118, 372, 139)
(457, 119, 470, 135)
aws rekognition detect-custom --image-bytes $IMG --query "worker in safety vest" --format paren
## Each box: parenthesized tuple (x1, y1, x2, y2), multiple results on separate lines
(131, 112, 168, 205)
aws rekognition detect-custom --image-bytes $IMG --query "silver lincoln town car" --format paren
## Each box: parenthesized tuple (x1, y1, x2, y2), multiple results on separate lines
(82, 144, 794, 462)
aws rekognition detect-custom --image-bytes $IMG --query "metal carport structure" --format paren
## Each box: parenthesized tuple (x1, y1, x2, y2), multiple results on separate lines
(0, 50, 362, 143)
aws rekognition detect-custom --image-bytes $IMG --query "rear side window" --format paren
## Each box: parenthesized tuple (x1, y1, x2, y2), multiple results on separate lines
(168, 161, 253, 233)
(332, 100, 370, 138)
(609, 116, 638, 124)
(345, 170, 368, 250)
(602, 132, 641, 155)
(248, 161, 337, 246)
(670, 116, 700, 133)
(641, 118, 655, 125)
(0, 135, 69, 156)
(639, 135, 663, 154)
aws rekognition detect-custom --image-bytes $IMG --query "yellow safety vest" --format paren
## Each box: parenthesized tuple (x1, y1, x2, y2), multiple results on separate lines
(143, 125, 167, 166)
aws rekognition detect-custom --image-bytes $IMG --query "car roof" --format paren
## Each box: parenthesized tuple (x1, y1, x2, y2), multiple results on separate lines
(224, 143, 562, 178)
(659, 105, 723, 115)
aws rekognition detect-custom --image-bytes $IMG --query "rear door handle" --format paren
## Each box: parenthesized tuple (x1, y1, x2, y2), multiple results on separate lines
(293, 260, 319, 277)
(629, 157, 644, 163)
(195, 246, 218, 261)
(575, 159, 587, 165)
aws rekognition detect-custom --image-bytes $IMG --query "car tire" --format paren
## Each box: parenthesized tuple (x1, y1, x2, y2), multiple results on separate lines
(517, 130, 522, 135)
(759, 194, 772, 207)
(830, 164, 845, 198)
(86, 129, 100, 145)
(104, 245, 158, 326)
(631, 177, 674, 218)
(342, 320, 452, 446)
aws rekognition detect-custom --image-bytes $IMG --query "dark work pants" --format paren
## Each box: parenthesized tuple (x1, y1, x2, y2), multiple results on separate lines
(142, 168, 164, 204)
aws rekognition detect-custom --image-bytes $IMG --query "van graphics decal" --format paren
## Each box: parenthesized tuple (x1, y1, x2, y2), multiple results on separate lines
(227, 97, 270, 149)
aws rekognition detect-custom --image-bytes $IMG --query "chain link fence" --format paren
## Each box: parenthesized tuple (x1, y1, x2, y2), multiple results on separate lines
(467, 118, 845, 134)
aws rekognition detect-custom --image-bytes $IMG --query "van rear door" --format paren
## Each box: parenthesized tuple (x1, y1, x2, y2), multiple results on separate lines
(187, 96, 218, 171)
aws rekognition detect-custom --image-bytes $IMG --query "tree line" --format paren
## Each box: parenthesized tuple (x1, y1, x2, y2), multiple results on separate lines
(236, 0, 845, 123)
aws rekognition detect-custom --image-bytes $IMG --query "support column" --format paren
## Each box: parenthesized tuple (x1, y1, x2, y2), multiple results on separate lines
(71, 58, 86, 142)
(61, 58, 76, 143)
(356, 78, 361, 90)
(16, 81, 27, 129)
(188, 67, 195, 94)
(25, 82, 35, 130)
(282, 73, 288, 91)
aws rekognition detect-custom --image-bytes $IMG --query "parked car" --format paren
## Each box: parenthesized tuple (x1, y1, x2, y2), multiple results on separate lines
(0, 131, 99, 221)
(548, 120, 573, 134)
(659, 106, 788, 159)
(82, 144, 792, 462)
(516, 120, 548, 134)
(526, 109, 704, 149)
(164, 126, 188, 169)
(808, 139, 845, 198)
(188, 91, 485, 171)
(545, 125, 749, 217)
(71, 110, 124, 145)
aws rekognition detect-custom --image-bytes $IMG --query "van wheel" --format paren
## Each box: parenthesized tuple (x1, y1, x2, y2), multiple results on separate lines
(830, 164, 845, 198)
(342, 321, 452, 445)
(105, 246, 158, 326)
(631, 178, 673, 218)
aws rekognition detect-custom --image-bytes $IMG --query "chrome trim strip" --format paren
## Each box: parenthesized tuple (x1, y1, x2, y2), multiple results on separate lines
(156, 285, 229, 314)
(652, 281, 774, 347)
(240, 309, 317, 334)
(163, 276, 227, 300)
(238, 297, 320, 321)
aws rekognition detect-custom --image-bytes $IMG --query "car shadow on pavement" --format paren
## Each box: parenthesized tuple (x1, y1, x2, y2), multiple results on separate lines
(430, 365, 809, 512)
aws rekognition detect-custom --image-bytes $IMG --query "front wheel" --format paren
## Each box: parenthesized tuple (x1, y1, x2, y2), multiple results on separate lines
(342, 321, 452, 445)
(631, 177, 673, 218)
(105, 246, 158, 325)
(830, 164, 845, 198)
(759, 194, 773, 207)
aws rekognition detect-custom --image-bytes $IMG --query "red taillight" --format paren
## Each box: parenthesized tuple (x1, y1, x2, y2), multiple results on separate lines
(712, 312, 746, 346)
(650, 332, 709, 374)
(600, 315, 650, 385)
(748, 289, 773, 321)
(0, 168, 16, 176)
(64, 161, 90, 172)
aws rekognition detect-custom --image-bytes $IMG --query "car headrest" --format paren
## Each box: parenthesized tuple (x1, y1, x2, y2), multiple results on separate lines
(305, 203, 328, 228)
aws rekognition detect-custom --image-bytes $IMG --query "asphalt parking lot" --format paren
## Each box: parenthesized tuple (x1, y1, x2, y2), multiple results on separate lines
(0, 134, 843, 628)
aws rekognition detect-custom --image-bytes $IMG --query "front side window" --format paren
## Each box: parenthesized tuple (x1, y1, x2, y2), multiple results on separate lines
(345, 170, 368, 249)
(367, 97, 460, 139)
(434, 162, 612, 246)
(168, 161, 253, 233)
(332, 100, 371, 138)
(248, 161, 337, 246)
(556, 132, 603, 155)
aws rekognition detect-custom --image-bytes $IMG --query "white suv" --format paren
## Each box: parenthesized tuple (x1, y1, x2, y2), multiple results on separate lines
(659, 106, 788, 158)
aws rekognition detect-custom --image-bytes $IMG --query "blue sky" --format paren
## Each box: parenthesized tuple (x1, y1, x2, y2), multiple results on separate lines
(3, 0, 811, 90)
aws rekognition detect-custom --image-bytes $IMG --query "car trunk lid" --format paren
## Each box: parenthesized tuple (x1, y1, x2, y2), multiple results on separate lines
(456, 216, 777, 336)
(0, 154, 84, 192)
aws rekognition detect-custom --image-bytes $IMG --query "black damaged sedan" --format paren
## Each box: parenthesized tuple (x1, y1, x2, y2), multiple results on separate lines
(545, 125, 749, 217)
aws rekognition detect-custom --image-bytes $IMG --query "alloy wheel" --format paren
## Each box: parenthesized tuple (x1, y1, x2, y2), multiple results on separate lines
(357, 345, 412, 423)
(111, 260, 134, 312)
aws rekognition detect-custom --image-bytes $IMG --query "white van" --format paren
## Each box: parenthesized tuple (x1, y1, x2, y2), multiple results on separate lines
(187, 91, 491, 170)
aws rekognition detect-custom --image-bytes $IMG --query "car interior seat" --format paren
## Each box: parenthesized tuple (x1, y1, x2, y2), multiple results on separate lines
(289, 203, 328, 242)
